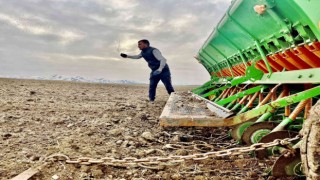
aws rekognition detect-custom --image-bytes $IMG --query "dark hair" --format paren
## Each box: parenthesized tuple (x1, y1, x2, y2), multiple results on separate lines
(138, 39, 150, 46)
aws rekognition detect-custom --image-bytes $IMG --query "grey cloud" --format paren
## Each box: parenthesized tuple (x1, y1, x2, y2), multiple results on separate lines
(0, 0, 231, 85)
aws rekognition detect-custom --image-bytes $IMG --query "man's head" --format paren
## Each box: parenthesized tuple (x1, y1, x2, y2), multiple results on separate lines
(138, 39, 150, 50)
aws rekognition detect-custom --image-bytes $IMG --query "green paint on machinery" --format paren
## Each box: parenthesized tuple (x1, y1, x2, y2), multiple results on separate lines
(197, 0, 320, 75)
(161, 0, 320, 177)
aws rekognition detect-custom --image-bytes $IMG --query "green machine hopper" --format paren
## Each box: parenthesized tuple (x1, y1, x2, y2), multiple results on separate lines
(160, 0, 320, 178)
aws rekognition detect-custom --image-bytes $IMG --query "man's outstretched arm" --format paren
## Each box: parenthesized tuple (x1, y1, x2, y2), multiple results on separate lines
(120, 53, 142, 59)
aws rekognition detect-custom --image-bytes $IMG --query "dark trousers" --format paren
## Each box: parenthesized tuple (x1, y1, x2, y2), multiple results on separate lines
(149, 70, 174, 101)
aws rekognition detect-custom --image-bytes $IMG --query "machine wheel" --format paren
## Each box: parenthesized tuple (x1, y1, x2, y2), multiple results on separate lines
(241, 122, 278, 145)
(301, 100, 320, 179)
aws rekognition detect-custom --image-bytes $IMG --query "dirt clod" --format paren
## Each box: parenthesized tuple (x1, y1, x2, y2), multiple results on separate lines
(141, 132, 154, 141)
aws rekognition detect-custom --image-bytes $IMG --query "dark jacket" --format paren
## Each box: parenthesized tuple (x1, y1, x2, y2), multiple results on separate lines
(141, 47, 169, 72)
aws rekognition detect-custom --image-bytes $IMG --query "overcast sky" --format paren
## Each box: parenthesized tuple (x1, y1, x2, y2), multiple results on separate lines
(0, 0, 232, 85)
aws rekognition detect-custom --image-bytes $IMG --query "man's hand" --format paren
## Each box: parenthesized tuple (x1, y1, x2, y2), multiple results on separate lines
(152, 70, 161, 76)
(120, 53, 127, 58)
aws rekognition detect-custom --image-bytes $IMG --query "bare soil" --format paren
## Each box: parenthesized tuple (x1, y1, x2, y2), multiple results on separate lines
(0, 78, 279, 179)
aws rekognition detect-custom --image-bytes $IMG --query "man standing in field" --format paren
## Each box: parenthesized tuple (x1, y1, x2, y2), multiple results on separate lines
(120, 39, 175, 102)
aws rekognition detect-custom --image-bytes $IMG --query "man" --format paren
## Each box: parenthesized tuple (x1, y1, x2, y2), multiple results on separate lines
(120, 39, 174, 102)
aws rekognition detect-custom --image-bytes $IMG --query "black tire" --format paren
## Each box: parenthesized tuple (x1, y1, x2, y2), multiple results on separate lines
(301, 100, 320, 180)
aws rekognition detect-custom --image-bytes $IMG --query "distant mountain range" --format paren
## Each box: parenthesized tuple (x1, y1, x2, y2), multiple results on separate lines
(38, 75, 142, 84)
(1, 75, 142, 84)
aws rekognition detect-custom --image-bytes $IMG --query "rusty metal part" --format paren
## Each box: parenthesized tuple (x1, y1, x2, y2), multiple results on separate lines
(303, 84, 313, 119)
(277, 86, 289, 100)
(285, 105, 291, 117)
(258, 92, 272, 107)
(241, 122, 278, 145)
(272, 150, 301, 177)
(221, 87, 233, 99)
(247, 92, 260, 108)
(257, 84, 282, 107)
(271, 100, 310, 132)
(255, 131, 298, 159)
(259, 92, 264, 103)
(304, 98, 312, 119)
(289, 100, 309, 120)
(283, 90, 291, 117)
(230, 87, 239, 96)
(272, 91, 278, 101)
(238, 95, 250, 105)
(216, 89, 229, 101)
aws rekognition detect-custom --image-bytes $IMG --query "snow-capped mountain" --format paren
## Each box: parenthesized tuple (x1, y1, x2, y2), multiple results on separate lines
(1, 75, 141, 84)
(39, 75, 141, 84)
